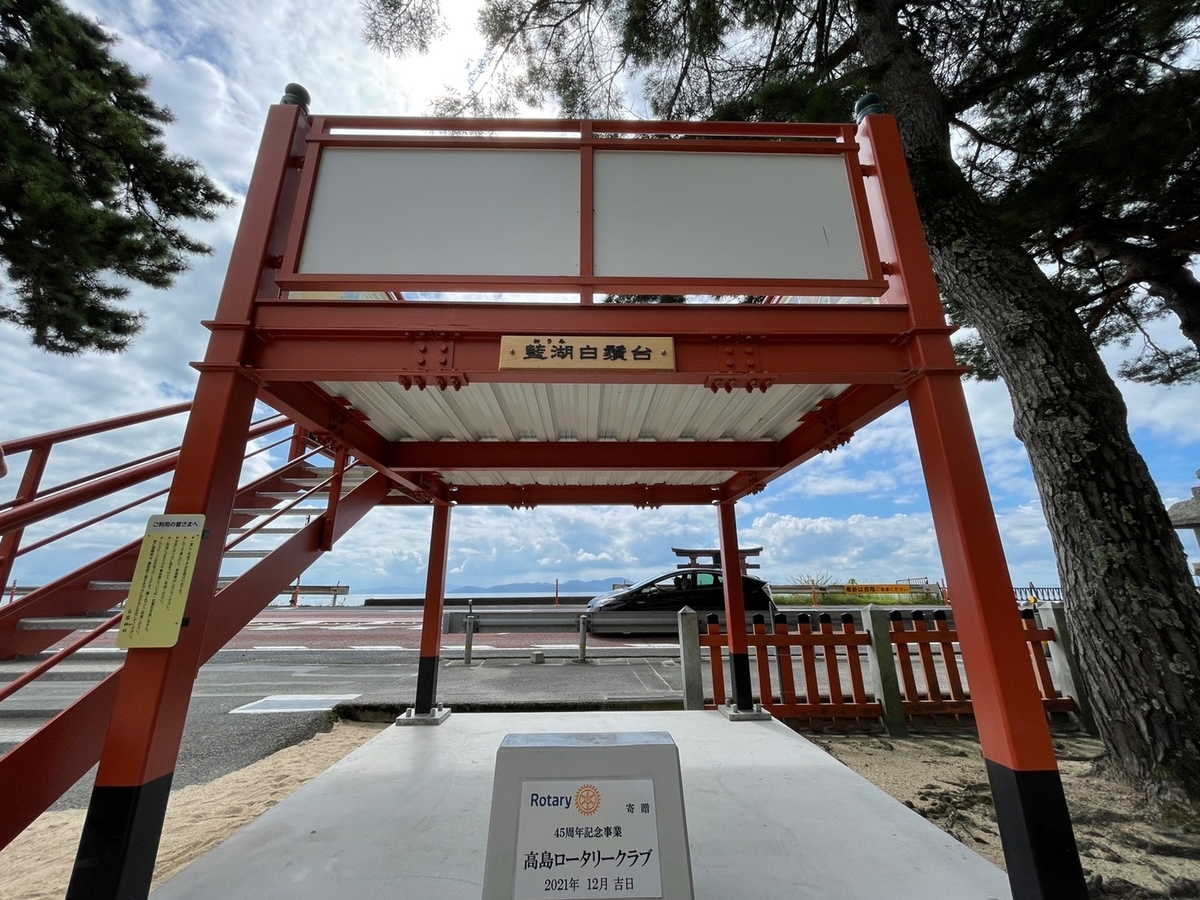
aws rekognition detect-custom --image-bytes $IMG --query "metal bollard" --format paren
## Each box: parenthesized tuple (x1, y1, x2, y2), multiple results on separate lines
(577, 614, 590, 663)
(463, 614, 477, 665)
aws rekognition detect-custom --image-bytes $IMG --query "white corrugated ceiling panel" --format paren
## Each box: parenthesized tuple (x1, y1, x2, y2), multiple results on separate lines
(439, 469, 738, 487)
(318, 382, 846, 444)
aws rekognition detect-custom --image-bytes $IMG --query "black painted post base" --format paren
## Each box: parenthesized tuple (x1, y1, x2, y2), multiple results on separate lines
(730, 651, 753, 711)
(414, 654, 440, 715)
(67, 773, 174, 900)
(985, 759, 1088, 900)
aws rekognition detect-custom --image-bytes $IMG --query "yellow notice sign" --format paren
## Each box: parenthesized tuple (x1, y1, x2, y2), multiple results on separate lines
(117, 515, 206, 649)
(843, 584, 913, 594)
(500, 336, 675, 370)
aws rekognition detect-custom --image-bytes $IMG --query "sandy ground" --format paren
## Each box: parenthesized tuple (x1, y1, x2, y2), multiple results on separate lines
(2, 723, 1199, 899)
(0, 720, 387, 900)
(817, 731, 1200, 899)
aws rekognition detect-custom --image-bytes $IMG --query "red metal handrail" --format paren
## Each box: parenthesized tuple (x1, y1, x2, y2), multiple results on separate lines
(15, 486, 172, 558)
(12, 432, 299, 559)
(0, 444, 180, 511)
(0, 451, 332, 628)
(1, 402, 189, 594)
(0, 415, 288, 535)
(0, 402, 192, 456)
(0, 408, 297, 605)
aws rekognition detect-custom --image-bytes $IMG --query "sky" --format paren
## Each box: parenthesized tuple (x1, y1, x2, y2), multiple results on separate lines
(2, 0, 1198, 599)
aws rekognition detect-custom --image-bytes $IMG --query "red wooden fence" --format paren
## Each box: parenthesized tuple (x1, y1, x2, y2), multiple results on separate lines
(699, 607, 1076, 727)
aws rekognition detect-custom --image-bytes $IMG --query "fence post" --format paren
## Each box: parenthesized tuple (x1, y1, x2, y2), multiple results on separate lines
(773, 612, 797, 705)
(1037, 603, 1096, 734)
(677, 607, 704, 710)
(863, 605, 907, 736)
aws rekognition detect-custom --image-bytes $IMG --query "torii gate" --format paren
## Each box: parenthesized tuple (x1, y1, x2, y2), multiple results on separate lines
(65, 86, 1086, 900)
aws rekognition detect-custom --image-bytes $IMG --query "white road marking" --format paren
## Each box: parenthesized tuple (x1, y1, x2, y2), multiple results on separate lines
(230, 694, 361, 714)
(251, 645, 309, 650)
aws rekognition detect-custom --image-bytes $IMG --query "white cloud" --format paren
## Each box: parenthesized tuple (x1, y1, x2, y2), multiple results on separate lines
(790, 469, 899, 498)
(575, 550, 613, 563)
(746, 511, 940, 584)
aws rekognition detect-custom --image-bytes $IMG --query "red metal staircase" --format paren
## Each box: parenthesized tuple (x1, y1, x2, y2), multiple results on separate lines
(0, 403, 379, 848)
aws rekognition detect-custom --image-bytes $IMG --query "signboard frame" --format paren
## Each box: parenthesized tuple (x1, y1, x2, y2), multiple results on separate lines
(274, 118, 888, 301)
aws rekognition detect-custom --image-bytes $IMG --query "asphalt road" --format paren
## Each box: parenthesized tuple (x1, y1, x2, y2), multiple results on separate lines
(6, 605, 922, 811)
(73, 605, 657, 653)
(35, 656, 417, 809)
(4, 607, 687, 810)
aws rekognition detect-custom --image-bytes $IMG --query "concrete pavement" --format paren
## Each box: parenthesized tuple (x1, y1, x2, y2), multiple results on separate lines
(4, 644, 1017, 898)
(342, 655, 690, 719)
(150, 710, 1012, 900)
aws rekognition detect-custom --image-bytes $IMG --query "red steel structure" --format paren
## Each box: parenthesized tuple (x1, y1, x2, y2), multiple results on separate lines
(2, 93, 1086, 899)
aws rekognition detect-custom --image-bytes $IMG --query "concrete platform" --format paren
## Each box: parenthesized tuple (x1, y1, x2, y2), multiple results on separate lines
(151, 711, 1012, 900)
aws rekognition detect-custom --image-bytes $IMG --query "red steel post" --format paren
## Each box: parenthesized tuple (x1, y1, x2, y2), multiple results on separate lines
(0, 445, 49, 591)
(717, 501, 753, 710)
(858, 112, 1085, 900)
(288, 423, 310, 460)
(415, 501, 452, 714)
(66, 99, 310, 900)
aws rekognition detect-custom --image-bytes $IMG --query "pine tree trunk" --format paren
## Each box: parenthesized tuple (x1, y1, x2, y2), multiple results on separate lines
(856, 0, 1200, 802)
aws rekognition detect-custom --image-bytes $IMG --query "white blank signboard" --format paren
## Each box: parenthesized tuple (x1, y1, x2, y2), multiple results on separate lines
(298, 148, 581, 276)
(593, 150, 868, 280)
(297, 146, 869, 283)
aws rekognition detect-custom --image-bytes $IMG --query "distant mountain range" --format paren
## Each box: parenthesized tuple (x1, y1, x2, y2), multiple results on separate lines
(445, 578, 629, 594)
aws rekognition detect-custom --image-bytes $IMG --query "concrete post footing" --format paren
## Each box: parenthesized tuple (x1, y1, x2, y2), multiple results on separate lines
(397, 705, 452, 726)
(719, 702, 772, 721)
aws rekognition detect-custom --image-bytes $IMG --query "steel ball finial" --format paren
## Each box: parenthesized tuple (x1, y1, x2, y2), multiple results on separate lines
(281, 83, 311, 113)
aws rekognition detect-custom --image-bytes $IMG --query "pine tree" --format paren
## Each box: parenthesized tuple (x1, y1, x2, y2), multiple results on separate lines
(363, 0, 1200, 805)
(0, 0, 230, 353)
(948, 5, 1200, 384)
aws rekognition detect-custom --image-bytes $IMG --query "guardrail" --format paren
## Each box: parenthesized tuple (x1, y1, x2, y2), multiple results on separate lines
(374, 594, 596, 608)
(442, 608, 766, 663)
(444, 610, 589, 664)
(692, 610, 884, 724)
(443, 608, 695, 633)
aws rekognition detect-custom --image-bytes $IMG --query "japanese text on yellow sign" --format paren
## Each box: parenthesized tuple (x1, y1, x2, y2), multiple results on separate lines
(117, 515, 205, 649)
(842, 584, 913, 594)
(500, 336, 675, 371)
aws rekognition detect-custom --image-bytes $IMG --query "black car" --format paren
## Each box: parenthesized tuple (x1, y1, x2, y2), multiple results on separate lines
(585, 567, 775, 616)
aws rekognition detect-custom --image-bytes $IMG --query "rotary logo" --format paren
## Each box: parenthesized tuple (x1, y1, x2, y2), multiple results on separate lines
(574, 783, 601, 816)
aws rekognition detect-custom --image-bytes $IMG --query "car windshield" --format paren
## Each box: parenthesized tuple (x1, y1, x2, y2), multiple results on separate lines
(625, 572, 673, 591)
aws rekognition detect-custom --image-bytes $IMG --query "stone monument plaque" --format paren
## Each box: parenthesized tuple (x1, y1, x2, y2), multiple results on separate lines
(482, 733, 694, 900)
